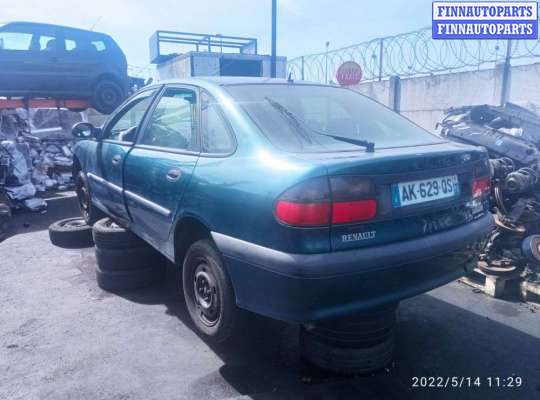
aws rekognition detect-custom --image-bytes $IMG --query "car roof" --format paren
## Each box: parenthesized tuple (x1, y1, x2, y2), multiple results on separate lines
(156, 76, 329, 89)
(1, 21, 110, 38)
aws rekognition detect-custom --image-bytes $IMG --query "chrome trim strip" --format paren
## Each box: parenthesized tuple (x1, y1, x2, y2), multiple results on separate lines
(124, 190, 171, 217)
(87, 172, 122, 195)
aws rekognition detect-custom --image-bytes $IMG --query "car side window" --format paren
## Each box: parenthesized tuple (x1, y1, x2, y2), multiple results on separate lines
(38, 35, 57, 51)
(64, 32, 98, 54)
(201, 92, 235, 154)
(106, 90, 156, 142)
(0, 31, 33, 51)
(139, 87, 198, 151)
(91, 40, 107, 52)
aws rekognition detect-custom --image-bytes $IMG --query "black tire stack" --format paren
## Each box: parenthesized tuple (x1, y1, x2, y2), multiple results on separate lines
(300, 303, 397, 375)
(92, 218, 164, 292)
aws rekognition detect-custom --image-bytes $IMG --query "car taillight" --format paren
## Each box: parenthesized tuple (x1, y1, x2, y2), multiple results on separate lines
(330, 176, 377, 224)
(472, 176, 491, 198)
(274, 177, 331, 227)
(332, 200, 377, 224)
(275, 201, 330, 226)
(274, 176, 377, 227)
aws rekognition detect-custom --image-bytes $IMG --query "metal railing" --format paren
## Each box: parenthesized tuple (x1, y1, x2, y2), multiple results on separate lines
(288, 27, 540, 83)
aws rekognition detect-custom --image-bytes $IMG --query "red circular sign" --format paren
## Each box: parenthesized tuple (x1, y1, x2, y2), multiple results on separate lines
(336, 61, 363, 86)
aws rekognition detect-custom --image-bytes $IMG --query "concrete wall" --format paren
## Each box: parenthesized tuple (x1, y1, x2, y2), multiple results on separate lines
(351, 62, 540, 132)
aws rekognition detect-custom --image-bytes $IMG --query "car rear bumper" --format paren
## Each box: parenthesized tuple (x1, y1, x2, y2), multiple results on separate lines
(212, 213, 494, 323)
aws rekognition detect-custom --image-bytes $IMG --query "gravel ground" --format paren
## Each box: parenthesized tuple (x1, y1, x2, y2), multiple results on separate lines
(0, 193, 539, 400)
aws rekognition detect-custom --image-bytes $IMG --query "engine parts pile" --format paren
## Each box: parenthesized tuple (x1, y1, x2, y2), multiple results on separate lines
(440, 102, 540, 286)
(0, 109, 79, 214)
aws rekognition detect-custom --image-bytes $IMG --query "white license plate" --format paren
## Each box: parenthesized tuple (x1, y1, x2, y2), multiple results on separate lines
(391, 175, 459, 207)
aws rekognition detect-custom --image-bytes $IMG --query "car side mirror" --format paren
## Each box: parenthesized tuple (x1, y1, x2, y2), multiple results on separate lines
(72, 122, 104, 140)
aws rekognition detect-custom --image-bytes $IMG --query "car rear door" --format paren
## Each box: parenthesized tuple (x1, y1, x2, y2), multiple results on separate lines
(58, 30, 101, 94)
(90, 88, 159, 222)
(123, 85, 201, 245)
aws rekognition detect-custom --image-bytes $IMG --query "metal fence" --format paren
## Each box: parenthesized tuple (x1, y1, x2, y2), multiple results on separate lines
(288, 26, 540, 83)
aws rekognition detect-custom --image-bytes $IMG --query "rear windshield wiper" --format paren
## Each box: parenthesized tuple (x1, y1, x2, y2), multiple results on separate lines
(265, 97, 375, 153)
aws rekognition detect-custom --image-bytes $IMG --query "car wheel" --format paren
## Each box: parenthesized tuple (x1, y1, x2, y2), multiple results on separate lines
(183, 239, 237, 342)
(92, 218, 145, 249)
(92, 79, 124, 114)
(76, 171, 104, 225)
(49, 217, 94, 249)
(96, 264, 163, 292)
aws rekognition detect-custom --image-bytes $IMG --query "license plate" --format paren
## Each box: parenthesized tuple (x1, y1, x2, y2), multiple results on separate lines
(391, 175, 459, 207)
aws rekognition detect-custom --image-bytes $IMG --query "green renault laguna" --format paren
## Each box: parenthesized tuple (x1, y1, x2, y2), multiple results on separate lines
(72, 77, 493, 341)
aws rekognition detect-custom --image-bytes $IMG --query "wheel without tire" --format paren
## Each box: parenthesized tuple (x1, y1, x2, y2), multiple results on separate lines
(49, 217, 93, 248)
(92, 79, 125, 114)
(96, 264, 163, 292)
(76, 171, 104, 225)
(95, 246, 163, 271)
(183, 239, 237, 342)
(92, 218, 145, 249)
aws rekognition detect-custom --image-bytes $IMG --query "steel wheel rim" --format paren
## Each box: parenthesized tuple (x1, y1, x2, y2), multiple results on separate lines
(62, 219, 87, 228)
(99, 84, 119, 106)
(193, 262, 220, 327)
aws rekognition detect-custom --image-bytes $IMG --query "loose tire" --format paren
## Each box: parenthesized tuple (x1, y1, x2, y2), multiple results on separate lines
(183, 239, 237, 342)
(95, 246, 163, 271)
(92, 79, 125, 114)
(92, 218, 145, 250)
(300, 329, 395, 375)
(300, 304, 397, 375)
(96, 264, 163, 292)
(75, 171, 104, 225)
(49, 217, 94, 249)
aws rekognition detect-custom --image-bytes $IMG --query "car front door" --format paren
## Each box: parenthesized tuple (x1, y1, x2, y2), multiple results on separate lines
(90, 88, 158, 222)
(123, 85, 200, 246)
(0, 27, 63, 92)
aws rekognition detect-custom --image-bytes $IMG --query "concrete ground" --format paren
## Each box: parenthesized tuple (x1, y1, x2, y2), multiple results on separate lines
(0, 193, 539, 400)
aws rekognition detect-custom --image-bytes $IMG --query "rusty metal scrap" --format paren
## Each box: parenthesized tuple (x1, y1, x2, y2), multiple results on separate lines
(441, 102, 540, 284)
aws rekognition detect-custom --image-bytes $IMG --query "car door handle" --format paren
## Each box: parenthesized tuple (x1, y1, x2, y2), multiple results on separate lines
(166, 168, 182, 182)
(111, 155, 122, 165)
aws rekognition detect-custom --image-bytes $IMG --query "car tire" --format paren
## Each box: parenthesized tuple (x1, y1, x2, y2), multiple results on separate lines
(300, 304, 397, 375)
(95, 246, 164, 271)
(92, 218, 145, 250)
(75, 171, 104, 225)
(92, 79, 125, 114)
(96, 264, 163, 292)
(182, 239, 237, 342)
(300, 328, 395, 375)
(49, 217, 94, 249)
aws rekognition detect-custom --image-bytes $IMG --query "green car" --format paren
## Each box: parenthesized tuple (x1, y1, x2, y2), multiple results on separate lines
(72, 77, 493, 341)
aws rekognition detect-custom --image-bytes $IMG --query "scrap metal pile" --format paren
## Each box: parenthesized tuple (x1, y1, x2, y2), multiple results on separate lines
(0, 109, 80, 216)
(440, 103, 540, 285)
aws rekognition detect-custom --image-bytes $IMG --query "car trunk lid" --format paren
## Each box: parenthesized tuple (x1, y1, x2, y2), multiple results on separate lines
(290, 143, 490, 251)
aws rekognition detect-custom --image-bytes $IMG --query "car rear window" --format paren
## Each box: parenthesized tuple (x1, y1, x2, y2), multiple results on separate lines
(225, 84, 444, 152)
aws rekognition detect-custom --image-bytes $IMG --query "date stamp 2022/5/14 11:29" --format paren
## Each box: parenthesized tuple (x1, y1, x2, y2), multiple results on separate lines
(411, 376, 523, 389)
